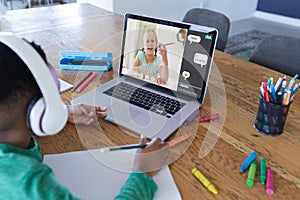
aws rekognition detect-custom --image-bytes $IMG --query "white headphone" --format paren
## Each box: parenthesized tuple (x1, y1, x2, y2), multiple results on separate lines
(0, 33, 68, 136)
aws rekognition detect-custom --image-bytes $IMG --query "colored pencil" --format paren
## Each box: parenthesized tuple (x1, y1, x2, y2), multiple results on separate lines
(72, 72, 93, 92)
(76, 72, 97, 93)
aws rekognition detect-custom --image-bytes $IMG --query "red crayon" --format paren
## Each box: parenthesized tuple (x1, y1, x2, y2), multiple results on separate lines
(199, 114, 220, 122)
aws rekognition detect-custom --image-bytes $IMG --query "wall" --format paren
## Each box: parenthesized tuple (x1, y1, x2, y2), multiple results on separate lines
(86, 0, 258, 22)
(204, 0, 258, 21)
(112, 0, 203, 21)
(257, 0, 300, 19)
(77, 0, 113, 11)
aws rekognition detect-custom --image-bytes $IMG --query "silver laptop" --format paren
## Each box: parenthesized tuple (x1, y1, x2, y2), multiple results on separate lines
(71, 13, 218, 140)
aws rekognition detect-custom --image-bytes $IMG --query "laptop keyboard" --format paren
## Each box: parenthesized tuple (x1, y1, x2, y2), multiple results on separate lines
(103, 82, 185, 118)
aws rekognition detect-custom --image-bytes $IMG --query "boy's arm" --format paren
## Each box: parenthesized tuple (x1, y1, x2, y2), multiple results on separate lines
(115, 171, 158, 200)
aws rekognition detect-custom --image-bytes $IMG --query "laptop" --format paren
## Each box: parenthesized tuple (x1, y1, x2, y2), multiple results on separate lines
(71, 13, 218, 140)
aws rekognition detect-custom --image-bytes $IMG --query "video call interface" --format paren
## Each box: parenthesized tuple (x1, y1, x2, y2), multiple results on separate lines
(121, 16, 217, 100)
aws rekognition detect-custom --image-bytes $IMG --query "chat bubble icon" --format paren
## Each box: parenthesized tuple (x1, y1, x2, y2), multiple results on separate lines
(182, 71, 190, 80)
(188, 34, 201, 44)
(194, 53, 208, 67)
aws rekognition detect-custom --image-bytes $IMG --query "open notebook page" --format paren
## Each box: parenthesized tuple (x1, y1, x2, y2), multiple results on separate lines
(44, 149, 181, 200)
(58, 78, 73, 93)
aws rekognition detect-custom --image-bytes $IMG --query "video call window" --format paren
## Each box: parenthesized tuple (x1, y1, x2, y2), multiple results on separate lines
(121, 18, 185, 91)
(121, 18, 216, 101)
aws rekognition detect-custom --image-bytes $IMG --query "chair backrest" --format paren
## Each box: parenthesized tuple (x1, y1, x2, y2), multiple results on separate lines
(249, 35, 300, 77)
(182, 8, 230, 51)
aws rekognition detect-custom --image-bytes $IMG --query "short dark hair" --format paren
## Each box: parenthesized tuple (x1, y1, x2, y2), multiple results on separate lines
(0, 40, 47, 109)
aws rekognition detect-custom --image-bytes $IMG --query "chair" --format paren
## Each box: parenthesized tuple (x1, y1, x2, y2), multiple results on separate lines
(182, 8, 230, 51)
(249, 35, 300, 77)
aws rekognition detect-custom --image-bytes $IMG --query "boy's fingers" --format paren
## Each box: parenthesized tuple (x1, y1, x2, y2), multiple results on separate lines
(78, 104, 92, 115)
(139, 135, 148, 144)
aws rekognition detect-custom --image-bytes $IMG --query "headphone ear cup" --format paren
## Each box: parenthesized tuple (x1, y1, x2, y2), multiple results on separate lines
(27, 98, 47, 137)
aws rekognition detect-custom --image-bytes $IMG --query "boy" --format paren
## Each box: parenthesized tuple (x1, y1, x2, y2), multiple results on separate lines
(0, 35, 167, 199)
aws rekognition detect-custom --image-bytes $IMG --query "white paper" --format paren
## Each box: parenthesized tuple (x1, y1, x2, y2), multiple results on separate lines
(59, 78, 73, 93)
(44, 149, 181, 200)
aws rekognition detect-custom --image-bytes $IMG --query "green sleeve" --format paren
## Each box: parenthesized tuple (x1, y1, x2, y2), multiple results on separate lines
(115, 171, 158, 200)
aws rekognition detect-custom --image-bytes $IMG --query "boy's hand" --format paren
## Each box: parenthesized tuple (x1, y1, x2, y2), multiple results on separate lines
(134, 136, 169, 177)
(67, 104, 107, 125)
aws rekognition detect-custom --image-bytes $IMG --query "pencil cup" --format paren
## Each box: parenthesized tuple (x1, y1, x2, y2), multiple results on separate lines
(254, 95, 290, 136)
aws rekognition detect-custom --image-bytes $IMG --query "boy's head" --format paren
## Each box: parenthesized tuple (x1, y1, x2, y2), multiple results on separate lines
(0, 34, 68, 140)
(0, 40, 44, 112)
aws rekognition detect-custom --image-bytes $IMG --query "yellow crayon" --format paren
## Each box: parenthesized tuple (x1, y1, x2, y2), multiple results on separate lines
(192, 167, 218, 195)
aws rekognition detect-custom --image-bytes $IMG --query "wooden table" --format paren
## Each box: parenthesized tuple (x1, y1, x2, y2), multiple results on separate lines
(1, 3, 299, 199)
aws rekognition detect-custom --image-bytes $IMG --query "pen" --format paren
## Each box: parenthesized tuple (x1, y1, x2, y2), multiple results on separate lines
(283, 90, 291, 105)
(274, 77, 283, 93)
(286, 74, 299, 91)
(292, 83, 300, 95)
(290, 83, 300, 102)
(240, 151, 258, 173)
(76, 72, 97, 93)
(199, 113, 220, 122)
(71, 60, 109, 66)
(264, 91, 270, 103)
(100, 133, 191, 152)
(267, 78, 273, 92)
(72, 72, 93, 92)
(157, 42, 175, 48)
(100, 143, 147, 152)
(281, 78, 287, 94)
(270, 83, 276, 104)
(192, 167, 218, 195)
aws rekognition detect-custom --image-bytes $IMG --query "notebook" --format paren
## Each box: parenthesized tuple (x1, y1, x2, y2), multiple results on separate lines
(71, 13, 218, 140)
(43, 149, 181, 200)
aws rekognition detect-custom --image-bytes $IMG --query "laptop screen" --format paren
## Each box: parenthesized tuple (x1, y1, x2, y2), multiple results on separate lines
(120, 14, 218, 103)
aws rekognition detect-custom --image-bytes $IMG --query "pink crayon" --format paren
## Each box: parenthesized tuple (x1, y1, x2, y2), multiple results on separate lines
(199, 113, 220, 122)
(266, 167, 274, 195)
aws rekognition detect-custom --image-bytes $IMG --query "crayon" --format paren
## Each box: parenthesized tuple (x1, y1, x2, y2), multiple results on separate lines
(192, 167, 218, 195)
(260, 158, 267, 185)
(167, 133, 191, 148)
(199, 114, 220, 122)
(240, 151, 258, 173)
(246, 161, 256, 187)
(266, 167, 274, 195)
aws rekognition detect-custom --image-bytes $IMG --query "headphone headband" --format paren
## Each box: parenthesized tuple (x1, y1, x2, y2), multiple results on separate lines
(0, 33, 68, 136)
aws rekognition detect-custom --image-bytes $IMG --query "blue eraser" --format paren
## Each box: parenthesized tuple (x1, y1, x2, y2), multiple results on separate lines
(240, 151, 258, 173)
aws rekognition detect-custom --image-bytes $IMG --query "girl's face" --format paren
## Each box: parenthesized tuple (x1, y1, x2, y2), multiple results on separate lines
(143, 31, 157, 55)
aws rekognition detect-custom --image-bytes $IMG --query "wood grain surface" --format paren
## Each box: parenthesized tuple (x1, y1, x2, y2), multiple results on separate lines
(1, 3, 299, 199)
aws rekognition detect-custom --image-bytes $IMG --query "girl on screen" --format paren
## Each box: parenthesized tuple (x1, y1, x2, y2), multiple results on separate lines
(133, 29, 169, 84)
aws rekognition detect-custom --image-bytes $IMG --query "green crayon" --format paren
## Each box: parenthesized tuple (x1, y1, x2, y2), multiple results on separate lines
(260, 158, 267, 185)
(246, 161, 256, 187)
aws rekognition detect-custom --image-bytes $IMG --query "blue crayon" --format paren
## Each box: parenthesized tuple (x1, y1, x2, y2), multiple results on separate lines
(240, 151, 258, 173)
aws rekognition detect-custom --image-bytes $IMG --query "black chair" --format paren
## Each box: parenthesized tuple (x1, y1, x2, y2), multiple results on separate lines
(249, 35, 300, 77)
(182, 8, 230, 51)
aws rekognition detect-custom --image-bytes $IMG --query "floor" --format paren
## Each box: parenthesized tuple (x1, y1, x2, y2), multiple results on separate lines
(229, 17, 300, 39)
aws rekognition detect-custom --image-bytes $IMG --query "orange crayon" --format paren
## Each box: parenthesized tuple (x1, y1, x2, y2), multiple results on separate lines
(167, 133, 191, 148)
